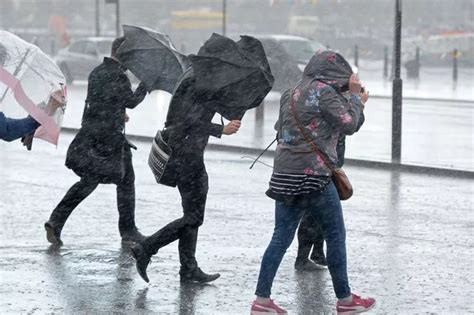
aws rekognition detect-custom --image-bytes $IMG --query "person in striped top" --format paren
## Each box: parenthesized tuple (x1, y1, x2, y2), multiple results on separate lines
(294, 92, 366, 272)
(251, 50, 375, 315)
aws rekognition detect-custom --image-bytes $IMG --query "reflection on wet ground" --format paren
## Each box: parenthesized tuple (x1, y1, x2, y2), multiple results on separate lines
(1, 137, 473, 313)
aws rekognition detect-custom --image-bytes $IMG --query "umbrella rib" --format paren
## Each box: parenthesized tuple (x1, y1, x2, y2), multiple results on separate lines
(129, 28, 182, 64)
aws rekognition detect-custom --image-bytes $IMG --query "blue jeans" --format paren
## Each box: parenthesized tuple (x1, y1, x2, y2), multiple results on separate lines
(255, 182, 351, 299)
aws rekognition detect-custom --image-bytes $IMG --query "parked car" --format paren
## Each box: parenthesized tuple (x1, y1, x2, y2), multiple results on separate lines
(54, 37, 114, 84)
(253, 34, 325, 92)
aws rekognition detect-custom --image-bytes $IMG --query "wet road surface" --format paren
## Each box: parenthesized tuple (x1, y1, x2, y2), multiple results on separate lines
(0, 134, 473, 314)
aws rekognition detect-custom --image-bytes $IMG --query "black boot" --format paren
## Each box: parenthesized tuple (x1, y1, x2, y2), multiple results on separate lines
(180, 267, 220, 283)
(121, 228, 146, 243)
(311, 249, 328, 267)
(295, 258, 325, 271)
(130, 243, 151, 283)
(44, 221, 63, 245)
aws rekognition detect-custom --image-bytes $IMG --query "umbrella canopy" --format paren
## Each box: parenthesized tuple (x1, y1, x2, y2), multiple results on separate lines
(188, 33, 274, 120)
(0, 30, 67, 145)
(116, 25, 188, 93)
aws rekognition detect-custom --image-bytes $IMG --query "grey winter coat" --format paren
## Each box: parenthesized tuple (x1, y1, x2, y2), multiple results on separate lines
(273, 50, 364, 176)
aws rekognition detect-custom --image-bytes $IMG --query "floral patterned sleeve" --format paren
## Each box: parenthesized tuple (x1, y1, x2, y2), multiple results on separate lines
(319, 86, 364, 135)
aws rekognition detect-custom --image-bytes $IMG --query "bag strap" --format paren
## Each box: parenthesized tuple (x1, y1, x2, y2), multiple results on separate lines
(289, 88, 336, 173)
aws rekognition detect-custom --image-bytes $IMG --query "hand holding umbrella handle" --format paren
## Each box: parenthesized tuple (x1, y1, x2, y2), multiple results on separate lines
(223, 120, 241, 135)
(21, 131, 35, 151)
(360, 87, 369, 104)
(45, 90, 66, 116)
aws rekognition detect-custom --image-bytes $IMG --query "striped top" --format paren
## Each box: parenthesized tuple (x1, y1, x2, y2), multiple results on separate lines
(267, 172, 331, 199)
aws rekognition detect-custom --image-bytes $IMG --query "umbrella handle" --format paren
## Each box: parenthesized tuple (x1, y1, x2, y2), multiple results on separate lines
(249, 138, 277, 169)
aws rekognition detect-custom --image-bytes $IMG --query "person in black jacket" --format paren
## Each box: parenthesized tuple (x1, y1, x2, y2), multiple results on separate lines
(44, 37, 148, 245)
(130, 68, 241, 284)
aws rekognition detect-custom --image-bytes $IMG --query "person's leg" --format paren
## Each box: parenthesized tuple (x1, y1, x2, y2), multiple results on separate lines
(295, 211, 317, 267)
(116, 149, 142, 241)
(175, 162, 219, 282)
(140, 158, 206, 256)
(255, 200, 304, 298)
(177, 167, 208, 274)
(45, 176, 99, 244)
(310, 222, 327, 266)
(306, 182, 350, 299)
(132, 157, 213, 283)
(306, 183, 376, 312)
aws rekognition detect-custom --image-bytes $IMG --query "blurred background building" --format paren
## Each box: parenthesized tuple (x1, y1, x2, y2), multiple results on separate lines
(1, 0, 473, 67)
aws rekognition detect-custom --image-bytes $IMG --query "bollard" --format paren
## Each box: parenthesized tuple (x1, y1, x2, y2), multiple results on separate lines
(50, 38, 56, 56)
(383, 46, 389, 78)
(407, 46, 421, 79)
(222, 0, 227, 36)
(354, 45, 359, 68)
(95, 0, 100, 36)
(414, 46, 420, 79)
(256, 100, 264, 122)
(391, 0, 402, 164)
(453, 49, 458, 83)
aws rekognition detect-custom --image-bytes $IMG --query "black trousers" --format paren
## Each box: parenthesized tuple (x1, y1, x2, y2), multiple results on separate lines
(142, 155, 208, 273)
(296, 211, 325, 262)
(48, 149, 136, 235)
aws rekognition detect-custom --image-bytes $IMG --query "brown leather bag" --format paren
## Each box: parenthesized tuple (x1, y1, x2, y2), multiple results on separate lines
(289, 89, 353, 201)
(330, 168, 353, 200)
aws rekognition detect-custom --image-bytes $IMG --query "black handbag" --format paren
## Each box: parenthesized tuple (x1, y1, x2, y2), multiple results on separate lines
(148, 129, 176, 187)
(66, 132, 127, 184)
(87, 141, 126, 182)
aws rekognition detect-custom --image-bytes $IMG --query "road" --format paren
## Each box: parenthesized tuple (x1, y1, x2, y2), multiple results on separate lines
(0, 133, 472, 314)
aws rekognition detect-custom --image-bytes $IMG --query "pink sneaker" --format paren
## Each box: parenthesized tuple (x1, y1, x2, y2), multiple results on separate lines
(336, 294, 376, 314)
(251, 299, 288, 315)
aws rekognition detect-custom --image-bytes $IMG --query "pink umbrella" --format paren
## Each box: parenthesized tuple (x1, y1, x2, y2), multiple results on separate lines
(0, 30, 67, 145)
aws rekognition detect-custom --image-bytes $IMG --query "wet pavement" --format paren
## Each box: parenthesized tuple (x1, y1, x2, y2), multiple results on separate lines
(356, 61, 474, 102)
(1, 133, 473, 314)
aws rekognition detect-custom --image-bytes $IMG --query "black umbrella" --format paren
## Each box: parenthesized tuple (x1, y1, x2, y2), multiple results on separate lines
(188, 33, 274, 120)
(116, 25, 188, 93)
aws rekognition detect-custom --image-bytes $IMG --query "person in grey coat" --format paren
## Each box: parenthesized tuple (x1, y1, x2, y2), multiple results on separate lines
(295, 90, 366, 271)
(251, 50, 375, 315)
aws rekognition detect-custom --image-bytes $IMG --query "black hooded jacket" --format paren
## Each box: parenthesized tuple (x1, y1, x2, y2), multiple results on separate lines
(163, 68, 223, 157)
(65, 57, 147, 182)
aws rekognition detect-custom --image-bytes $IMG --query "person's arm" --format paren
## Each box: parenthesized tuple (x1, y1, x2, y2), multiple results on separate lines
(117, 73, 147, 109)
(167, 76, 225, 138)
(274, 89, 291, 134)
(355, 111, 365, 132)
(354, 87, 369, 132)
(0, 112, 40, 142)
(183, 107, 225, 138)
(319, 87, 364, 136)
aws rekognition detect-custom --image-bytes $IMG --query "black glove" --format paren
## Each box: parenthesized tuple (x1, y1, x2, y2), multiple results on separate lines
(21, 131, 35, 151)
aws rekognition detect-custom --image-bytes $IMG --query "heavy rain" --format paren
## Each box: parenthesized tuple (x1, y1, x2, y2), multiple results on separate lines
(1, 0, 473, 314)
